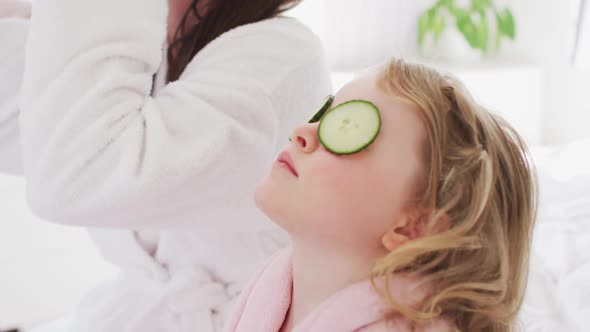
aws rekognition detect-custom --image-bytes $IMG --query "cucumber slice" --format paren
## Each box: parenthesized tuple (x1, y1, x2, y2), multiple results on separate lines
(308, 95, 335, 123)
(318, 100, 381, 155)
(290, 95, 335, 142)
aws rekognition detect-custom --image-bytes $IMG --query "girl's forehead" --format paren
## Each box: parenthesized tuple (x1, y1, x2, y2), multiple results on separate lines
(332, 74, 380, 105)
(333, 74, 414, 121)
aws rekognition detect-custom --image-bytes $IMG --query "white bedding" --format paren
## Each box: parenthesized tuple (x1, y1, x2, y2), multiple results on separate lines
(520, 138, 590, 332)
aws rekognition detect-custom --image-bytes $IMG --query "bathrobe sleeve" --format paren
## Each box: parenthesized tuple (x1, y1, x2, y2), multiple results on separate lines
(19, 0, 326, 228)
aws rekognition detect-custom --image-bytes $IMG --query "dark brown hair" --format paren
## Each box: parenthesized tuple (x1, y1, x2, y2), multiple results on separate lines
(167, 0, 301, 82)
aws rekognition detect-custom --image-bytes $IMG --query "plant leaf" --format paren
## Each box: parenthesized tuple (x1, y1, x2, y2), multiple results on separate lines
(456, 16, 478, 49)
(418, 11, 430, 47)
(471, 0, 485, 12)
(478, 8, 488, 50)
(502, 9, 516, 39)
(439, 0, 454, 9)
(496, 8, 516, 40)
(450, 7, 470, 21)
(433, 16, 447, 42)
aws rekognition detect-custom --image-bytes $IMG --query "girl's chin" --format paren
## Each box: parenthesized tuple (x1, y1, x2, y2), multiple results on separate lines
(254, 188, 290, 226)
(254, 182, 280, 216)
(254, 172, 285, 205)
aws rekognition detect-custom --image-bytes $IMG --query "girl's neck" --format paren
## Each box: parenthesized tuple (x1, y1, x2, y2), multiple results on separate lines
(280, 238, 386, 331)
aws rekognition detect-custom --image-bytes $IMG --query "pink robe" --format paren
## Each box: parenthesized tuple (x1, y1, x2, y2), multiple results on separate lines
(225, 248, 453, 332)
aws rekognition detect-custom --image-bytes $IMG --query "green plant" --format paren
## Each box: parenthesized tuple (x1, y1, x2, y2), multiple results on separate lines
(418, 0, 516, 54)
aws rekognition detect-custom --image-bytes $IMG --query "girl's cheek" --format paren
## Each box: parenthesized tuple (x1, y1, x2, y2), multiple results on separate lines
(309, 157, 348, 185)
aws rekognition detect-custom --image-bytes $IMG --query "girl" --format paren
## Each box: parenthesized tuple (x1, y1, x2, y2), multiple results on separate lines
(226, 59, 537, 331)
(1, 0, 332, 331)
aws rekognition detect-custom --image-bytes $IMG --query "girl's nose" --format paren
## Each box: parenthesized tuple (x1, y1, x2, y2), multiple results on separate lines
(291, 123, 320, 154)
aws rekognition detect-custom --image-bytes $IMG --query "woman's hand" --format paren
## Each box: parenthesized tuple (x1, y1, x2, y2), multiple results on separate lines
(0, 0, 31, 19)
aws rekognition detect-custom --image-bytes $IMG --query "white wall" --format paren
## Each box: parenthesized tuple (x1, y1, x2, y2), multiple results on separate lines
(543, 68, 590, 143)
(502, 0, 574, 65)
(288, 1, 422, 70)
(504, 0, 590, 144)
(289, 0, 590, 145)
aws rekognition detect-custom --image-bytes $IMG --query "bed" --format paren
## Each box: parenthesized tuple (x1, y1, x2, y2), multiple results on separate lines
(520, 138, 590, 331)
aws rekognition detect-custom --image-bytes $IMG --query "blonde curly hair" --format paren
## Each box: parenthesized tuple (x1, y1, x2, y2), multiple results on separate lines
(372, 59, 537, 332)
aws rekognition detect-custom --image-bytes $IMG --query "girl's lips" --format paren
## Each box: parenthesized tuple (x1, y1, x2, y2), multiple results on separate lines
(276, 150, 298, 177)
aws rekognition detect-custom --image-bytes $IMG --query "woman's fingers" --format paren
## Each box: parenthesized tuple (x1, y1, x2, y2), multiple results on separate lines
(0, 0, 32, 19)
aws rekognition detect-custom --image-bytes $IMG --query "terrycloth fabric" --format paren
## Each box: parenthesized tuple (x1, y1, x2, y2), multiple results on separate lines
(1, 0, 332, 330)
(225, 248, 453, 332)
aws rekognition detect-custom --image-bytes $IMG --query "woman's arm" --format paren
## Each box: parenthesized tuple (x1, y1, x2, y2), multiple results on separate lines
(20, 0, 326, 229)
(0, 1, 30, 174)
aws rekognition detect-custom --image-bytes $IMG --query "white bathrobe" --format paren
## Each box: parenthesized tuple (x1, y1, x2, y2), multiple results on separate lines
(0, 0, 332, 330)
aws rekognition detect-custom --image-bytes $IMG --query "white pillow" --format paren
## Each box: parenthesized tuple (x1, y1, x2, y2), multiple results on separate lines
(520, 137, 590, 331)
(531, 137, 590, 220)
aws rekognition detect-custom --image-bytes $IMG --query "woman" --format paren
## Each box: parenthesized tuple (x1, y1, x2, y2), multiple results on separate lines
(0, 0, 332, 331)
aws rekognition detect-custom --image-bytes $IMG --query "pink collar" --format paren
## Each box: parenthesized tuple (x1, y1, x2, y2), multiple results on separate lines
(226, 248, 448, 332)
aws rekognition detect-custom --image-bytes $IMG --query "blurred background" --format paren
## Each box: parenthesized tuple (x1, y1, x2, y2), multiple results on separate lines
(1, 0, 589, 330)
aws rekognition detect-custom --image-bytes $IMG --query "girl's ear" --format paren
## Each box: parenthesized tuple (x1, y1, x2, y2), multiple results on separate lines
(381, 211, 450, 252)
(381, 227, 410, 252)
(381, 213, 422, 252)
